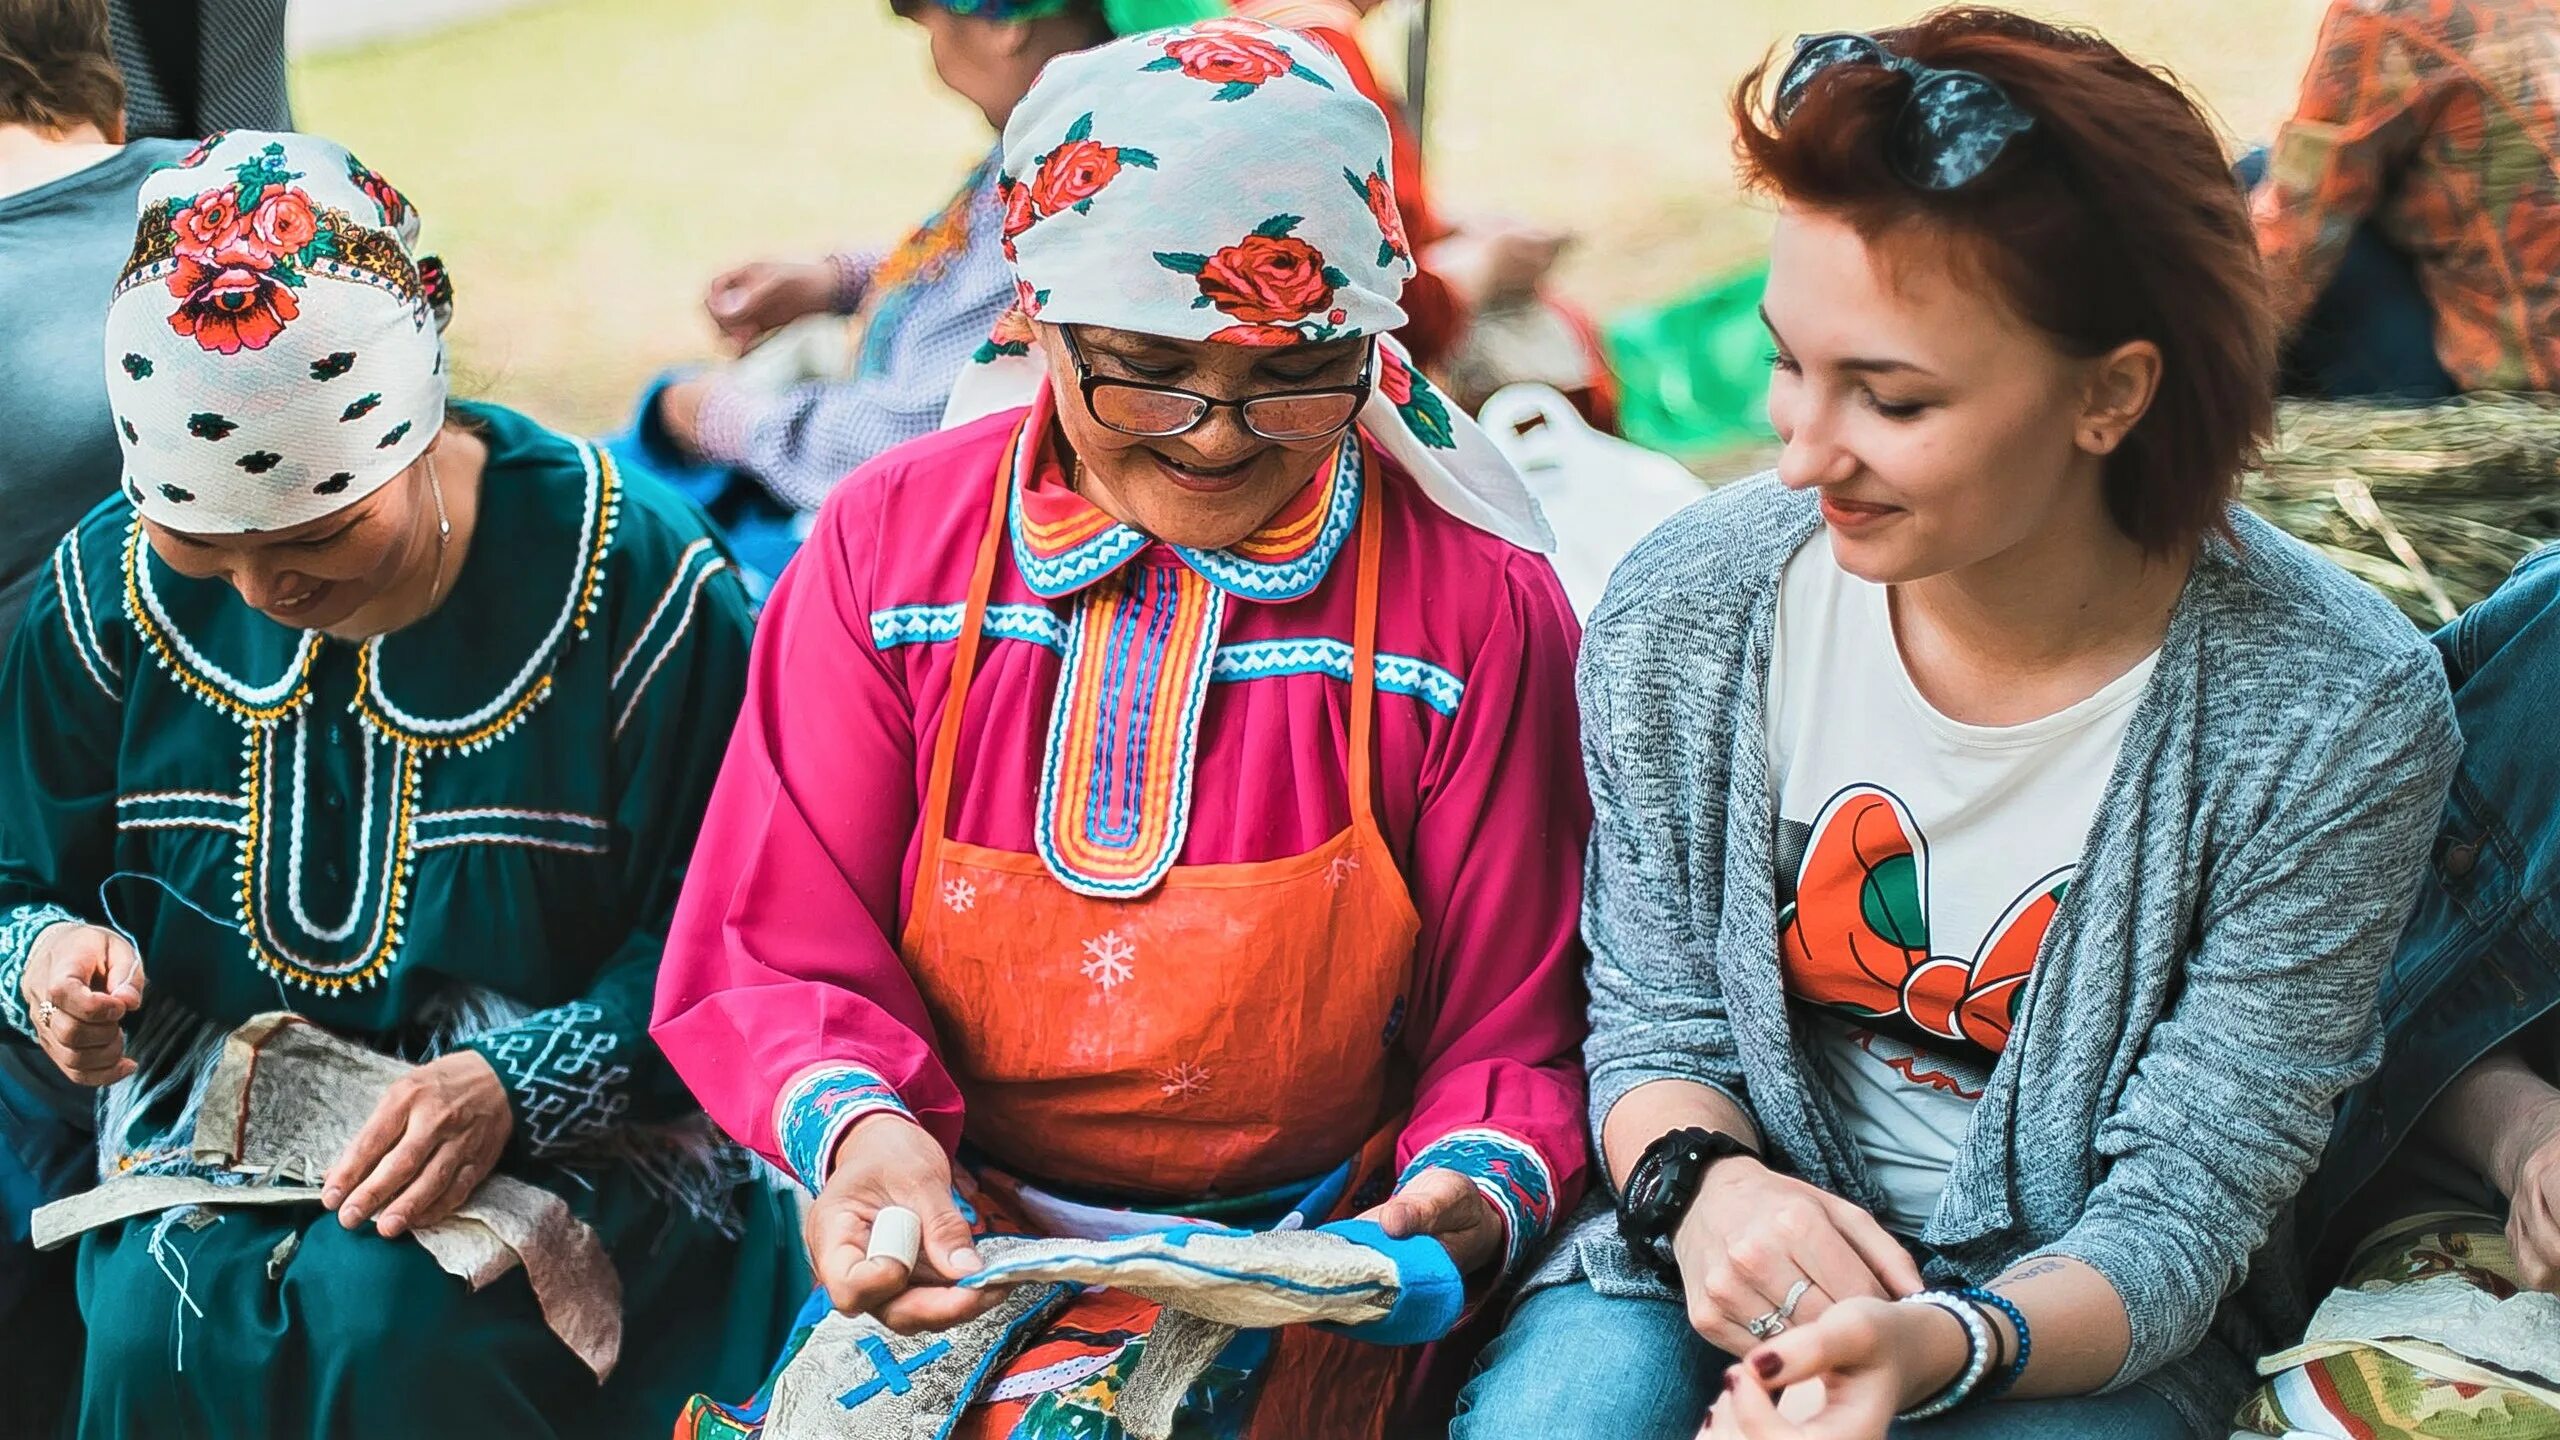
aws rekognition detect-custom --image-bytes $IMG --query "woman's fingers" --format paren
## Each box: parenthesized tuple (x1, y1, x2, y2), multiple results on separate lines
(99, 931, 145, 1009)
(1823, 1196, 1925, 1297)
(371, 1152, 467, 1238)
(324, 1089, 410, 1204)
(337, 1114, 437, 1229)
(1688, 1258, 1782, 1353)
(1784, 1222, 1891, 1323)
(876, 1281, 1008, 1336)
(1719, 1364, 1797, 1438)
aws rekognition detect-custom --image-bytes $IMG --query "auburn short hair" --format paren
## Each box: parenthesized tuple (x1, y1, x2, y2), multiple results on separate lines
(0, 0, 122, 134)
(1733, 6, 2275, 553)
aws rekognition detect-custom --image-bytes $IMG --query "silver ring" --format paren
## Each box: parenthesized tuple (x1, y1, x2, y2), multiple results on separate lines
(1744, 1278, 1816, 1340)
(34, 998, 56, 1030)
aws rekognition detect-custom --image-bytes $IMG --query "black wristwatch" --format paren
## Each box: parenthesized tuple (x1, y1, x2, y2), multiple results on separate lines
(1617, 1127, 1762, 1280)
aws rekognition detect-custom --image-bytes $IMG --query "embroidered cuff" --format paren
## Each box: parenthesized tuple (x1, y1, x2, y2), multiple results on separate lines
(829, 250, 880, 316)
(462, 1000, 635, 1158)
(0, 903, 81, 1042)
(1398, 1127, 1559, 1281)
(776, 1063, 913, 1193)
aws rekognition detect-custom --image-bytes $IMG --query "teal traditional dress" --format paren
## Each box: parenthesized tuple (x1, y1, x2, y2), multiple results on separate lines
(0, 402, 803, 1437)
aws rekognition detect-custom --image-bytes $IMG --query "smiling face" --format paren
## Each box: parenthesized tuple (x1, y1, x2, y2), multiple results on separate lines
(1039, 323, 1370, 550)
(142, 450, 440, 637)
(1761, 205, 2150, 586)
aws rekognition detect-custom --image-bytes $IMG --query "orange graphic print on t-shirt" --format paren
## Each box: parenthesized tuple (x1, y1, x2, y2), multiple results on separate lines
(1777, 785, 2068, 1059)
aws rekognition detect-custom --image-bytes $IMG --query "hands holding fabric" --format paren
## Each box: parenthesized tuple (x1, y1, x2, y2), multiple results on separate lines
(1673, 1156, 1925, 1354)
(323, 1050, 512, 1239)
(20, 922, 145, 1086)
(811, 1114, 1000, 1333)
(1357, 1166, 1506, 1276)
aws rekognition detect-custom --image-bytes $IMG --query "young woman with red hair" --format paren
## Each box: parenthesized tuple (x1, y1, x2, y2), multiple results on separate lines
(1453, 9, 2460, 1439)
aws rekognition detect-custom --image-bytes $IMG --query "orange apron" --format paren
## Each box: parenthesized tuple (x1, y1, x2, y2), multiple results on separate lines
(904, 426, 1428, 1436)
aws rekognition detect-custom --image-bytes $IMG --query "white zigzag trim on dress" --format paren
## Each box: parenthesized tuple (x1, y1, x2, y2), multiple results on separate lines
(613, 557, 730, 741)
(53, 540, 118, 702)
(611, 539, 717, 688)
(360, 435, 608, 736)
(132, 522, 317, 708)
(283, 713, 375, 944)
(413, 831, 611, 855)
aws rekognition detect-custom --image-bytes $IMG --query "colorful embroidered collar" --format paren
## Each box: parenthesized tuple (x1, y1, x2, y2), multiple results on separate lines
(1006, 386, 1362, 607)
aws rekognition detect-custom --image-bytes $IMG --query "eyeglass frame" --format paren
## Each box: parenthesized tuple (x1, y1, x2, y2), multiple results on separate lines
(1057, 325, 1377, 443)
(1776, 31, 2038, 192)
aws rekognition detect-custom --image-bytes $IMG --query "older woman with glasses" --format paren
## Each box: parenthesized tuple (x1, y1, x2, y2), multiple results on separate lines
(652, 19, 1589, 1437)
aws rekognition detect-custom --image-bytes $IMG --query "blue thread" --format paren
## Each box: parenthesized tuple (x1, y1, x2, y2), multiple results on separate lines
(838, 1335, 950, 1407)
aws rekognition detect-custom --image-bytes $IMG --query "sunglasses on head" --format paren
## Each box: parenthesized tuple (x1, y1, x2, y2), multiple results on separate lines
(1777, 32, 2036, 191)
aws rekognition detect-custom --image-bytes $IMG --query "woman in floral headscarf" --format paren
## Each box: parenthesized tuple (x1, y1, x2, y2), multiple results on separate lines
(653, 19, 1587, 1437)
(0, 131, 801, 1437)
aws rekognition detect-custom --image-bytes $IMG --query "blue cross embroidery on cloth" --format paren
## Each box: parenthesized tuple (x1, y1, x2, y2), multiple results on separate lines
(839, 1335, 952, 1408)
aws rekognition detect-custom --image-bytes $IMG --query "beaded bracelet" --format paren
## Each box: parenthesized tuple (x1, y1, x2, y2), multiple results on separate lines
(1895, 1291, 1994, 1421)
(1959, 1285, 2032, 1400)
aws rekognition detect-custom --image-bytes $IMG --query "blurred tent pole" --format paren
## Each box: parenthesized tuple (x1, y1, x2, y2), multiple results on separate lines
(1402, 0, 1432, 138)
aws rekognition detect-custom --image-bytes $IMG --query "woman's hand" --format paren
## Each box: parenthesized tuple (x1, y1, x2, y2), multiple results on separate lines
(704, 260, 839, 351)
(324, 1050, 513, 1238)
(2500, 1090, 2560, 1292)
(807, 1114, 1001, 1333)
(1358, 1167, 1505, 1275)
(1672, 1158, 1924, 1354)
(21, 923, 145, 1086)
(1702, 1296, 1969, 1440)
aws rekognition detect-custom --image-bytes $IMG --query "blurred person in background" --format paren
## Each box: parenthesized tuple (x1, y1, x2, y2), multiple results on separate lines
(1236, 0, 1620, 427)
(106, 0, 292, 138)
(619, 0, 1221, 588)
(2245, 0, 2560, 400)
(0, 3, 188, 1420)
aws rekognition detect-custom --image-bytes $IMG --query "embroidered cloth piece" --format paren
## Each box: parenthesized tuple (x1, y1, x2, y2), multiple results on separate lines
(30, 1012, 623, 1378)
(104, 130, 447, 534)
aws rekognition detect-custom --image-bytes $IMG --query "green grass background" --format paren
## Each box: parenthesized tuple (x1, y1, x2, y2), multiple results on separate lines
(293, 0, 2333, 434)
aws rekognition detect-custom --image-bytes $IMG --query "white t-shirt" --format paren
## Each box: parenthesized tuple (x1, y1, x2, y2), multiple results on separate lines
(1766, 537, 2155, 1235)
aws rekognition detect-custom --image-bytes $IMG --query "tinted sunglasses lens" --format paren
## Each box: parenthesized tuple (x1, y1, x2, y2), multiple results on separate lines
(1242, 391, 1362, 440)
(1777, 34, 1884, 122)
(1090, 382, 1209, 436)
(1891, 73, 2035, 189)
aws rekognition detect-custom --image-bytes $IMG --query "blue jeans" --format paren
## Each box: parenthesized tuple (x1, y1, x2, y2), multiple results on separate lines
(1453, 1282, 2198, 1440)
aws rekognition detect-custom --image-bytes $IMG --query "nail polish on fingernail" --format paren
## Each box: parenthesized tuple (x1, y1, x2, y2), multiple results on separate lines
(1754, 1351, 1781, 1379)
(1724, 1370, 1739, 1392)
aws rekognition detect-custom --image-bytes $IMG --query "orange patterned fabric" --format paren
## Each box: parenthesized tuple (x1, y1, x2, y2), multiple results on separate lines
(2251, 0, 2560, 392)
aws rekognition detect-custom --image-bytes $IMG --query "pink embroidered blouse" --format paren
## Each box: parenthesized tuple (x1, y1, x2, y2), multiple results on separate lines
(650, 391, 1591, 1260)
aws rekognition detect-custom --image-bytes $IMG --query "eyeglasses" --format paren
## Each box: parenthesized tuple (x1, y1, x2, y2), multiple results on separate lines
(1777, 32, 2036, 191)
(1059, 327, 1373, 442)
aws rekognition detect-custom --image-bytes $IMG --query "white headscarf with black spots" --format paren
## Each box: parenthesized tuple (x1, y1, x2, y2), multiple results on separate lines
(104, 130, 451, 534)
(944, 19, 1555, 554)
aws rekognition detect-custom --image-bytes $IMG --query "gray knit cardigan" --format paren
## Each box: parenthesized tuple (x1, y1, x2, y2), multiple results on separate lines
(1526, 476, 2460, 1436)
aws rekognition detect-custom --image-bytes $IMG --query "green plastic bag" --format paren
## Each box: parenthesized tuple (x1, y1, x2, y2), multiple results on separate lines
(1602, 262, 1774, 460)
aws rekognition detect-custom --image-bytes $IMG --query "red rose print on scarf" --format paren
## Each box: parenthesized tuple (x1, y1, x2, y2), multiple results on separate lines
(974, 304, 1038, 363)
(1378, 344, 1456, 448)
(166, 257, 303, 354)
(1155, 215, 1355, 342)
(247, 186, 319, 257)
(1345, 162, 1410, 268)
(155, 141, 351, 354)
(1141, 19, 1337, 102)
(1003, 114, 1157, 258)
(344, 151, 411, 227)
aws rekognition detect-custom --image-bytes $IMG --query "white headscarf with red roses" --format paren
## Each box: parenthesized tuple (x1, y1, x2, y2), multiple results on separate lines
(103, 131, 450, 535)
(945, 18, 1555, 554)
